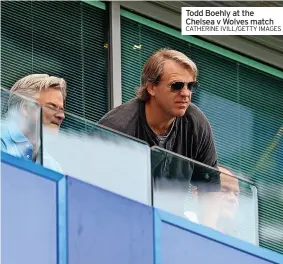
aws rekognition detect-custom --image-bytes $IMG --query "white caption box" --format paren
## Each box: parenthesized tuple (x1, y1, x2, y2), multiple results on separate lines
(181, 7, 283, 35)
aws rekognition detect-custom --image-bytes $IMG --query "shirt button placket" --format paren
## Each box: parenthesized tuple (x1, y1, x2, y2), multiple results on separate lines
(26, 144, 33, 160)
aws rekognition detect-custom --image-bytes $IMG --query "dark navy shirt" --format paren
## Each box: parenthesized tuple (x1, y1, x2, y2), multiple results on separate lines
(98, 98, 220, 192)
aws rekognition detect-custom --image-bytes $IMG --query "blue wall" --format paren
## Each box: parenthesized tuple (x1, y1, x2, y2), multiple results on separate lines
(67, 176, 154, 264)
(155, 210, 283, 264)
(2, 152, 283, 264)
(1, 153, 62, 264)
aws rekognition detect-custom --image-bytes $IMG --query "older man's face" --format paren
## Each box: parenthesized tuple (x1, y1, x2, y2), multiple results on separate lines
(38, 88, 65, 134)
(219, 169, 240, 219)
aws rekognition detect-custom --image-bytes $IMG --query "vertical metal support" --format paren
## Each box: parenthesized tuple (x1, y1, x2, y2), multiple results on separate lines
(39, 106, 43, 166)
(109, 2, 122, 110)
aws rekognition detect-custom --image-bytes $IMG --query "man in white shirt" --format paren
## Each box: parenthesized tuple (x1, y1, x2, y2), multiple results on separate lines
(185, 166, 239, 236)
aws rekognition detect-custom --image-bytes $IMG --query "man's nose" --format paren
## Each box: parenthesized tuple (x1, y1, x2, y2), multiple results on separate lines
(180, 84, 192, 96)
(55, 111, 65, 120)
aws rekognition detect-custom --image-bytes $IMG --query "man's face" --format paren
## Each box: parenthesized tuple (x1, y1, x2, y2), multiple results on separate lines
(38, 88, 65, 133)
(219, 172, 240, 219)
(150, 60, 194, 118)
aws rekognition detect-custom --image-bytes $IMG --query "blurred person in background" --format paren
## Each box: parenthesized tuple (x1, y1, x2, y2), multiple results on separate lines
(98, 48, 221, 228)
(1, 74, 66, 173)
(185, 166, 240, 237)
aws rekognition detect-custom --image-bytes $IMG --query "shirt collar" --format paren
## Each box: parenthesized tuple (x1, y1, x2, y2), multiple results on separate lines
(7, 122, 29, 143)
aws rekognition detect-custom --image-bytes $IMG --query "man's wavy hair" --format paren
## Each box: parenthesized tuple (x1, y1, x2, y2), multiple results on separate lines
(8, 73, 67, 110)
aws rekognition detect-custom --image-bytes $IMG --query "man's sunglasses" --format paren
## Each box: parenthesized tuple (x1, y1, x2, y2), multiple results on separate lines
(169, 81, 199, 93)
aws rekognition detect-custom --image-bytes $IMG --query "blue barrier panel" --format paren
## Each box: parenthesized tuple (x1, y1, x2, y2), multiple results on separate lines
(154, 209, 283, 264)
(1, 152, 65, 264)
(67, 176, 154, 264)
